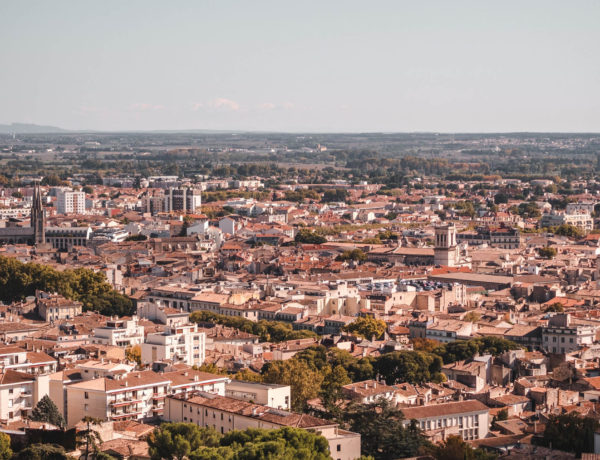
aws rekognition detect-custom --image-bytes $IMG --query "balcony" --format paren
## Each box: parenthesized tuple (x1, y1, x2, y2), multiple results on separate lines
(110, 410, 143, 419)
(110, 399, 143, 408)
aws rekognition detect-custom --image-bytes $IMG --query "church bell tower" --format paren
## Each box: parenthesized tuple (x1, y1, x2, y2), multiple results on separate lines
(30, 182, 45, 245)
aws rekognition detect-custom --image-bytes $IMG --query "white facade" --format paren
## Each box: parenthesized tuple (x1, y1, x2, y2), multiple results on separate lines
(92, 317, 145, 348)
(57, 190, 86, 214)
(225, 380, 291, 410)
(0, 371, 49, 422)
(141, 324, 205, 366)
(434, 223, 459, 267)
(400, 400, 490, 441)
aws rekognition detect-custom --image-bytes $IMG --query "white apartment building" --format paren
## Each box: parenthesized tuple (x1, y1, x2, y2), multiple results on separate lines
(164, 187, 202, 213)
(36, 292, 83, 322)
(542, 314, 595, 354)
(164, 392, 361, 460)
(92, 317, 145, 348)
(57, 189, 86, 214)
(137, 301, 190, 327)
(0, 346, 57, 375)
(0, 370, 50, 422)
(76, 360, 135, 381)
(141, 324, 205, 367)
(225, 380, 291, 410)
(63, 369, 228, 427)
(541, 210, 594, 233)
(400, 400, 490, 441)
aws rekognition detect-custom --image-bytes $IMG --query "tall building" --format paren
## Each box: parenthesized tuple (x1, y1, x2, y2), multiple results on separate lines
(56, 189, 86, 214)
(434, 223, 458, 267)
(31, 182, 45, 244)
(164, 187, 201, 213)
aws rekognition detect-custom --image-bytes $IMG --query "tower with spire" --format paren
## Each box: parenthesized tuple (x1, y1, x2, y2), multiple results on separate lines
(30, 182, 45, 245)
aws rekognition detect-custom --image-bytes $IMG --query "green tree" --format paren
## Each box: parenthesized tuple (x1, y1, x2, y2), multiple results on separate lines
(491, 408, 509, 430)
(220, 427, 330, 460)
(342, 316, 387, 340)
(336, 249, 367, 262)
(537, 246, 557, 259)
(125, 345, 142, 365)
(374, 351, 444, 385)
(262, 359, 324, 411)
(320, 364, 351, 418)
(430, 435, 497, 460)
(294, 229, 327, 244)
(463, 311, 481, 323)
(76, 416, 104, 459)
(29, 395, 65, 428)
(125, 234, 148, 241)
(541, 413, 600, 456)
(343, 399, 431, 460)
(233, 368, 263, 382)
(12, 443, 68, 460)
(0, 432, 11, 460)
(553, 224, 584, 238)
(96, 453, 118, 460)
(179, 215, 194, 237)
(494, 193, 509, 204)
(0, 256, 134, 317)
(517, 202, 541, 218)
(544, 302, 564, 313)
(435, 337, 519, 364)
(148, 424, 220, 460)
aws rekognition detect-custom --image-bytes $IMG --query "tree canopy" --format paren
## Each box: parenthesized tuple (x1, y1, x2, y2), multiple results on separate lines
(0, 256, 134, 317)
(12, 443, 68, 460)
(294, 229, 327, 244)
(540, 413, 600, 456)
(342, 316, 387, 340)
(30, 395, 65, 428)
(343, 399, 430, 460)
(148, 424, 330, 460)
(0, 433, 11, 460)
(189, 310, 317, 343)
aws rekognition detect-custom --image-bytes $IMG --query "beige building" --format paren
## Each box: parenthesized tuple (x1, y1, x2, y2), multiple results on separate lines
(65, 371, 173, 427)
(136, 301, 190, 326)
(164, 392, 361, 460)
(400, 400, 490, 441)
(92, 316, 145, 348)
(225, 380, 291, 410)
(0, 370, 49, 422)
(141, 324, 205, 367)
(36, 292, 83, 322)
(341, 380, 396, 404)
(0, 346, 57, 375)
(63, 369, 228, 428)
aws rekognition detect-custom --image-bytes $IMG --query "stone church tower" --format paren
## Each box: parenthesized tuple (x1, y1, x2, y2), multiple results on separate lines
(434, 223, 459, 267)
(30, 182, 45, 245)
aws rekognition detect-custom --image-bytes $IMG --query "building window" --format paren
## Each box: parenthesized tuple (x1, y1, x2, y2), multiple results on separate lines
(84, 392, 89, 399)
(337, 444, 341, 452)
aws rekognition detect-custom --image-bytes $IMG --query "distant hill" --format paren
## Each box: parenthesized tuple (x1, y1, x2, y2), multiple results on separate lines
(0, 123, 68, 134)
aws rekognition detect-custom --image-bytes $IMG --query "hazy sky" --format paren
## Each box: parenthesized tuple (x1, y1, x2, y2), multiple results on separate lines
(1, 1, 599, 132)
